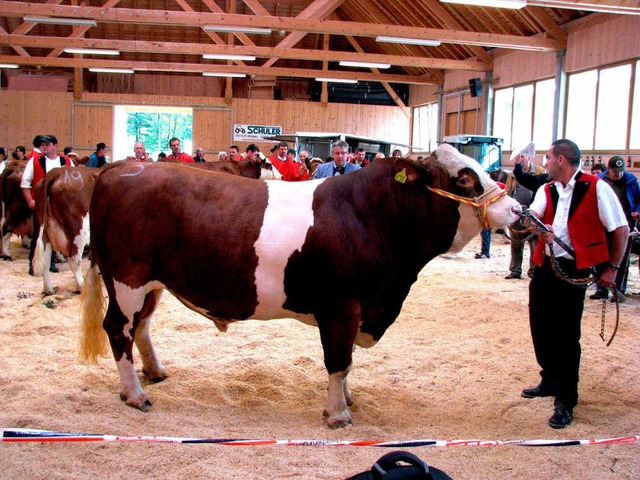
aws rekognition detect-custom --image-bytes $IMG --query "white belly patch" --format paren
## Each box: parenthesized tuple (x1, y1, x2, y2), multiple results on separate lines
(252, 179, 325, 319)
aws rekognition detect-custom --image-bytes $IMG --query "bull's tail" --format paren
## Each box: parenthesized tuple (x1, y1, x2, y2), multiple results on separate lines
(79, 262, 109, 362)
(31, 226, 45, 276)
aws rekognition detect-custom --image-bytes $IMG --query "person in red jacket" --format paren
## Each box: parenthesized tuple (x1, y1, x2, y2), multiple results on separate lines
(20, 135, 74, 275)
(521, 139, 628, 430)
(166, 137, 194, 163)
(269, 141, 308, 181)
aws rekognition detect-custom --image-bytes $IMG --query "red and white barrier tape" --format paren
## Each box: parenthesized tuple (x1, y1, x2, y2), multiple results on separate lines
(1, 429, 639, 447)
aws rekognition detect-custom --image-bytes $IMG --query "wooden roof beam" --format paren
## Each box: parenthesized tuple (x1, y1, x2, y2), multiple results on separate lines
(527, 0, 640, 15)
(0, 54, 438, 85)
(0, 2, 565, 51)
(0, 34, 488, 71)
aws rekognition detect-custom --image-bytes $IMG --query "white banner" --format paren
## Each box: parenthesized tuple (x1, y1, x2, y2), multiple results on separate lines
(233, 124, 282, 142)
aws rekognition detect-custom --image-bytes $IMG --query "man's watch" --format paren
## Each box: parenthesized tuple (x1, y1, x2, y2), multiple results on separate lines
(608, 263, 620, 271)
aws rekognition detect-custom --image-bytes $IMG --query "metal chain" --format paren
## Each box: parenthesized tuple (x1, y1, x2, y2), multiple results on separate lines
(600, 298, 607, 342)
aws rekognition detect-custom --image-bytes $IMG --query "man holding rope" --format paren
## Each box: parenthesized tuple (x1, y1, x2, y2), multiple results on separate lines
(521, 139, 628, 429)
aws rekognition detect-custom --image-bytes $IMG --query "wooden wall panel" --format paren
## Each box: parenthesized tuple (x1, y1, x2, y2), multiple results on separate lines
(0, 91, 73, 149)
(565, 15, 640, 73)
(72, 103, 113, 154)
(492, 50, 557, 87)
(193, 107, 233, 155)
(0, 91, 409, 158)
(409, 84, 439, 107)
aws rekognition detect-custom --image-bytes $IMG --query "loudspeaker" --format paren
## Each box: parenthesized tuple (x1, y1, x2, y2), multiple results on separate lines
(469, 78, 483, 97)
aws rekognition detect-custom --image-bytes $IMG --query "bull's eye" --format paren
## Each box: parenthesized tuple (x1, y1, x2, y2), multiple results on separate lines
(457, 177, 469, 186)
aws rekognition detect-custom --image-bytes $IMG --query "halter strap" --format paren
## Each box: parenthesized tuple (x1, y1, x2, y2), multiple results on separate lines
(426, 185, 506, 229)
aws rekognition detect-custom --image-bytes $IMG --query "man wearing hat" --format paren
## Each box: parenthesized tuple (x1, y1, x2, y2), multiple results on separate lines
(504, 142, 547, 279)
(590, 155, 640, 300)
(87, 142, 108, 168)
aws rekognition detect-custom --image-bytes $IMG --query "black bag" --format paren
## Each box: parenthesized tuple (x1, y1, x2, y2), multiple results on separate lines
(345, 451, 454, 480)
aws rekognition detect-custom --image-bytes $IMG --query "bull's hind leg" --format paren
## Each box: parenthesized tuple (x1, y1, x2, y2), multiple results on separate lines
(106, 281, 164, 411)
(135, 289, 167, 382)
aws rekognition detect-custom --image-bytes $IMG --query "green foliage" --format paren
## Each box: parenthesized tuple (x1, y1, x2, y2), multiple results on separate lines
(126, 111, 193, 156)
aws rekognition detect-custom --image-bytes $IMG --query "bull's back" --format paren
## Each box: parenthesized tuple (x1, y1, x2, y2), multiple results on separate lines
(91, 162, 270, 317)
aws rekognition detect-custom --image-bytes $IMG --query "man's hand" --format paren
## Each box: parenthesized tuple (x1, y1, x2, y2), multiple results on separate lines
(539, 224, 555, 245)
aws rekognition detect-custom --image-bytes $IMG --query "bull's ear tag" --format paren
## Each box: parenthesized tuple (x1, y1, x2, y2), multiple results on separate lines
(395, 168, 407, 184)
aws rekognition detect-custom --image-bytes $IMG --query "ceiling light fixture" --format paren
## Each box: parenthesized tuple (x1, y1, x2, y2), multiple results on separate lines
(376, 36, 441, 47)
(339, 60, 391, 69)
(440, 0, 527, 9)
(89, 67, 134, 74)
(315, 77, 358, 84)
(23, 16, 98, 26)
(64, 48, 120, 56)
(203, 72, 247, 78)
(203, 26, 272, 35)
(0, 64, 19, 69)
(203, 54, 256, 61)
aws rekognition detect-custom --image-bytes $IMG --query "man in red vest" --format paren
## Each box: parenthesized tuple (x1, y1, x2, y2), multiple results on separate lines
(521, 139, 628, 429)
(21, 135, 74, 275)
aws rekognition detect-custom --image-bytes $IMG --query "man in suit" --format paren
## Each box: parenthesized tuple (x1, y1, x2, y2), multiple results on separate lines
(312, 140, 361, 179)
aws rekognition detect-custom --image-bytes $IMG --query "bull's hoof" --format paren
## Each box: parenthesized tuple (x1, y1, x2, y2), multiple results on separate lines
(142, 369, 168, 383)
(120, 393, 153, 412)
(2, 255, 12, 261)
(323, 410, 353, 429)
(42, 287, 58, 297)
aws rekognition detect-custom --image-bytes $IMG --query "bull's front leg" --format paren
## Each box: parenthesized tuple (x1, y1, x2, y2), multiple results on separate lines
(317, 305, 360, 429)
(1, 231, 12, 260)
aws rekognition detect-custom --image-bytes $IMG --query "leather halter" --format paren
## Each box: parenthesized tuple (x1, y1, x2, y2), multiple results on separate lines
(426, 184, 506, 229)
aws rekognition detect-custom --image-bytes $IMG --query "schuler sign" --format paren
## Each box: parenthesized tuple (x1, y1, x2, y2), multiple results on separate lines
(234, 124, 282, 142)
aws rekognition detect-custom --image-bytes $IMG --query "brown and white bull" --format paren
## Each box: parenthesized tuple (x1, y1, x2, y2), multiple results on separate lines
(32, 166, 99, 294)
(80, 144, 520, 428)
(1, 161, 32, 260)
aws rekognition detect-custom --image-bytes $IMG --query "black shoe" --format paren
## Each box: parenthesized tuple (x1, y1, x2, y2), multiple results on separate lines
(589, 291, 608, 300)
(505, 273, 521, 279)
(521, 383, 557, 399)
(549, 403, 573, 429)
(475, 252, 490, 259)
(49, 265, 59, 273)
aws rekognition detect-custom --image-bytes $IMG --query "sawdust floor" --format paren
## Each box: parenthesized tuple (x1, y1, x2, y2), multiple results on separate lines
(0, 234, 638, 479)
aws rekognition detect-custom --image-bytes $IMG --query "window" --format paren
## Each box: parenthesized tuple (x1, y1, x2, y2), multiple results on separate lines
(113, 105, 193, 161)
(532, 79, 555, 150)
(493, 88, 513, 151)
(492, 80, 554, 153)
(412, 103, 439, 152)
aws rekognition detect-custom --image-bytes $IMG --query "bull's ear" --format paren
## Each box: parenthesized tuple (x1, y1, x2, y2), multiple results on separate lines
(393, 159, 424, 185)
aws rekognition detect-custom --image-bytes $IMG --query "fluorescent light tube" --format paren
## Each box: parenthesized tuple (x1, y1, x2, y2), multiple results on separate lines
(203, 26, 272, 35)
(203, 72, 247, 78)
(64, 48, 120, 56)
(0, 64, 19, 69)
(89, 67, 134, 74)
(440, 0, 526, 9)
(339, 60, 391, 69)
(315, 77, 358, 84)
(23, 16, 98, 26)
(203, 54, 256, 61)
(376, 36, 441, 47)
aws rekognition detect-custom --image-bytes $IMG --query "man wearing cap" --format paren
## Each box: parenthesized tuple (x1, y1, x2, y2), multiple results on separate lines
(87, 142, 108, 168)
(21, 135, 74, 275)
(504, 142, 547, 279)
(521, 139, 628, 429)
(589, 155, 640, 300)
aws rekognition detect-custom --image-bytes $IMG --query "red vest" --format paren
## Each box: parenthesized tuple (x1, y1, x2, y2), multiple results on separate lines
(32, 155, 72, 192)
(533, 173, 609, 269)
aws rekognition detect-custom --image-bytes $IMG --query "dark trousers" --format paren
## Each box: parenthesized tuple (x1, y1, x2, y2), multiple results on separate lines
(529, 256, 588, 408)
(28, 212, 38, 263)
(480, 228, 491, 255)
